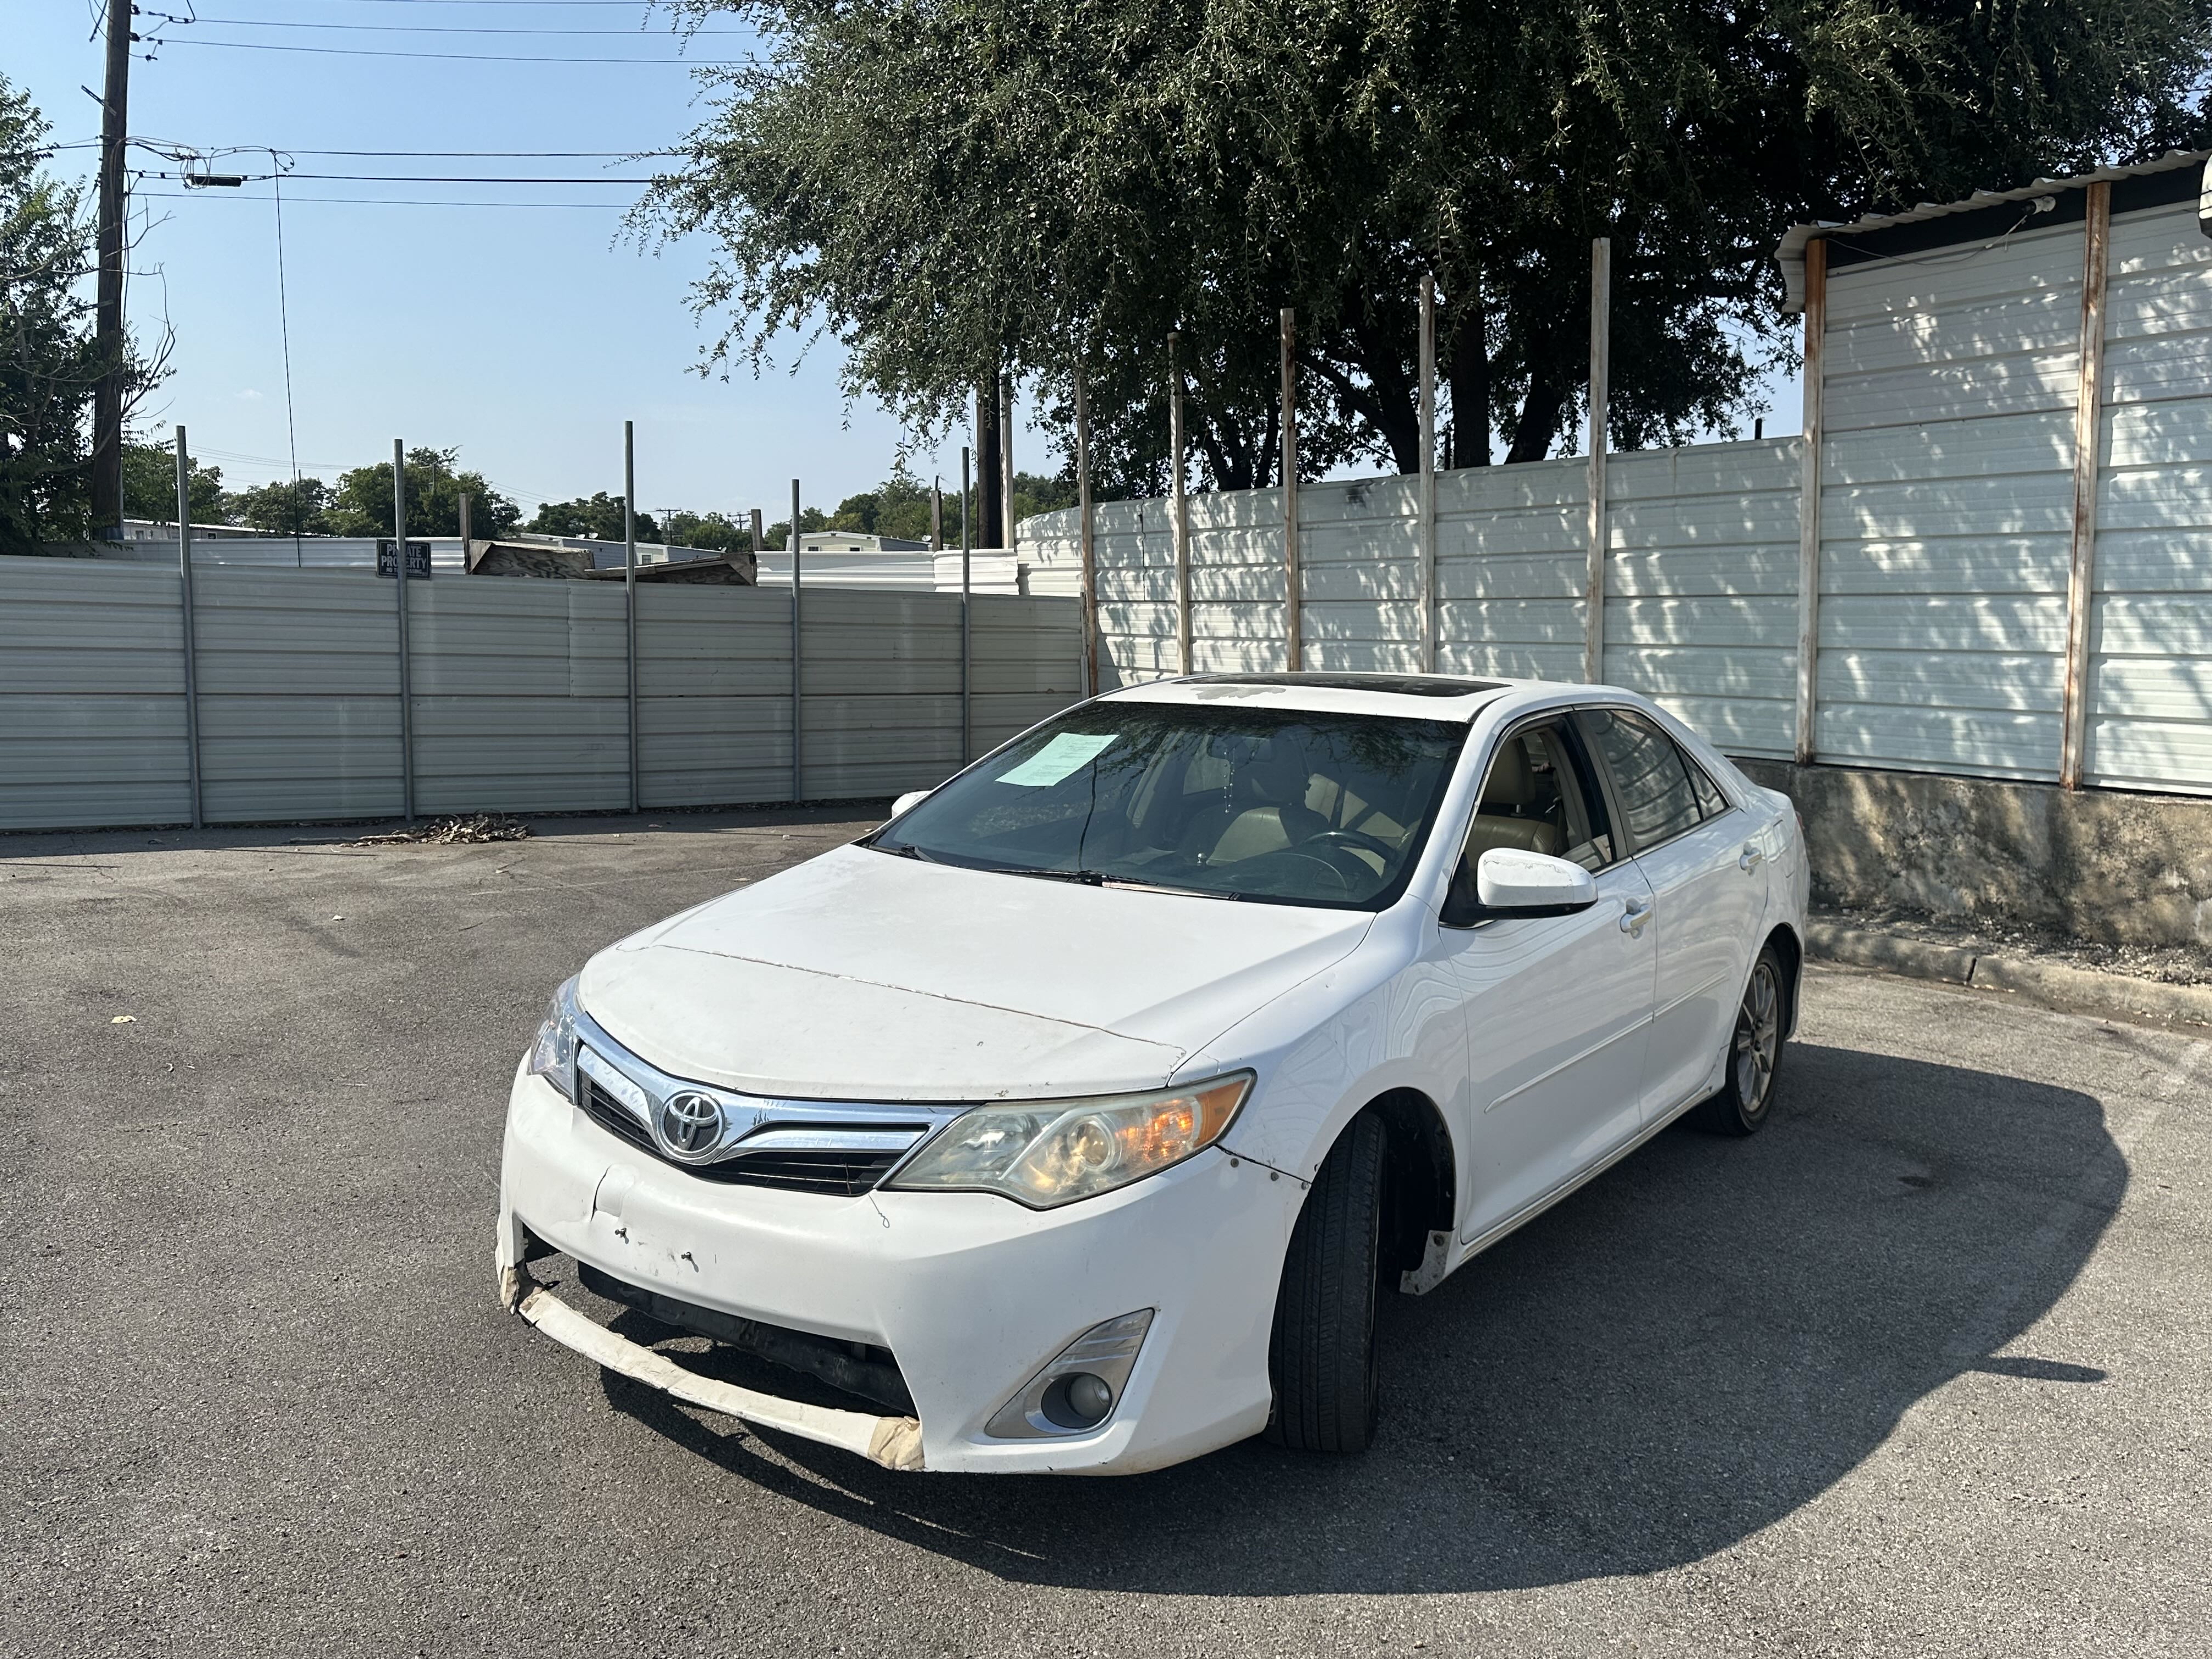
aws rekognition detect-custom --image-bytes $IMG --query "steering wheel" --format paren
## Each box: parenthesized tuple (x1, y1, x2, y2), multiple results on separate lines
(1304, 827, 1397, 864)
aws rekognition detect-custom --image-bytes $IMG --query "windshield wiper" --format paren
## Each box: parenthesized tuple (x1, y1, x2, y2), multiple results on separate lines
(869, 841, 942, 863)
(980, 865, 1243, 899)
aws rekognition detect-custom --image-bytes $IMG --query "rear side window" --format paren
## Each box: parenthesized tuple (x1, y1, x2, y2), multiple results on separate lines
(1579, 708, 1702, 850)
(1686, 758, 1729, 818)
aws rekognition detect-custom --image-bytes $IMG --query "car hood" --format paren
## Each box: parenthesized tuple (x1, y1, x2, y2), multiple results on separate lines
(577, 843, 1373, 1101)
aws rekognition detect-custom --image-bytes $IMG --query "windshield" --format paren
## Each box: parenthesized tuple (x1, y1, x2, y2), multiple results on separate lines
(872, 702, 1469, 909)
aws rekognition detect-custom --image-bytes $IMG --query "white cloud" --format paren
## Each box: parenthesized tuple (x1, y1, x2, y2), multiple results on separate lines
(234, 388, 265, 402)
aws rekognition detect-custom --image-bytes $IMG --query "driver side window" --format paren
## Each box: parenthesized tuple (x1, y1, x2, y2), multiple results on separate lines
(1448, 720, 1615, 915)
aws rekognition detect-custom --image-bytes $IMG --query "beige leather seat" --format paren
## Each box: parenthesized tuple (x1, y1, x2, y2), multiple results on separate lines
(1460, 741, 1560, 861)
(1179, 743, 1327, 864)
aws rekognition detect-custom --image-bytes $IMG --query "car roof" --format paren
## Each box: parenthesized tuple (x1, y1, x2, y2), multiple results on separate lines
(1101, 672, 1595, 724)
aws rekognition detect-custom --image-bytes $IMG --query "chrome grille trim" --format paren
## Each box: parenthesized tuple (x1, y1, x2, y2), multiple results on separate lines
(568, 1004, 969, 1184)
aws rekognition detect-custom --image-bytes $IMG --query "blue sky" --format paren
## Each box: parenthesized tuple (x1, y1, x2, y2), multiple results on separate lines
(14, 2, 1798, 524)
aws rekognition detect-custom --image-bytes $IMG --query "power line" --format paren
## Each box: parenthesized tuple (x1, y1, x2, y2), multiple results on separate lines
(226, 148, 679, 157)
(147, 38, 736, 64)
(140, 169, 658, 182)
(139, 189, 628, 207)
(273, 1, 701, 7)
(181, 16, 754, 33)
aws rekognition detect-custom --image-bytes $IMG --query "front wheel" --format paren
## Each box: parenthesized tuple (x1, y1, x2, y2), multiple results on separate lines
(1690, 945, 1786, 1136)
(1265, 1113, 1385, 1453)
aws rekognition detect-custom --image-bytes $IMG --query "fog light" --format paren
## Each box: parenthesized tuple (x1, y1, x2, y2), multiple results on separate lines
(984, 1310, 1153, 1439)
(1042, 1372, 1115, 1429)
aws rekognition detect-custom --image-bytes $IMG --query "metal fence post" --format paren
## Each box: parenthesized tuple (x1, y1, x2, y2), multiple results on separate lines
(1169, 331, 1190, 676)
(1075, 362, 1096, 697)
(1418, 275, 1438, 675)
(392, 437, 415, 821)
(789, 478, 803, 802)
(624, 421, 640, 813)
(1280, 307, 1301, 672)
(1584, 238, 1611, 685)
(960, 446, 973, 762)
(174, 424, 203, 830)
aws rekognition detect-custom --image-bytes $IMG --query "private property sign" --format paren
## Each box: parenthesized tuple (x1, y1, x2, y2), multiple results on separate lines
(376, 540, 432, 579)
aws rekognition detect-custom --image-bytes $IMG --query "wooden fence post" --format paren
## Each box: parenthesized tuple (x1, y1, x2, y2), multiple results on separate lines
(2061, 179, 2114, 789)
(1795, 239, 1828, 765)
(1583, 239, 1610, 685)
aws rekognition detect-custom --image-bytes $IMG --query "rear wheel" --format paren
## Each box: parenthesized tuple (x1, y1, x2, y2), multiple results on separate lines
(1265, 1113, 1385, 1453)
(1690, 945, 1786, 1136)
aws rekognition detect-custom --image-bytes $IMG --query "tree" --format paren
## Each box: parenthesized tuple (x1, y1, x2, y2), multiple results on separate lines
(329, 447, 519, 538)
(121, 439, 225, 524)
(527, 491, 658, 543)
(651, 1, 2212, 483)
(0, 80, 108, 550)
(228, 476, 333, 537)
(760, 507, 828, 549)
(659, 508, 752, 552)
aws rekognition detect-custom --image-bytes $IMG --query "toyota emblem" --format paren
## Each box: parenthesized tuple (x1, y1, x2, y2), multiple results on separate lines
(654, 1090, 724, 1159)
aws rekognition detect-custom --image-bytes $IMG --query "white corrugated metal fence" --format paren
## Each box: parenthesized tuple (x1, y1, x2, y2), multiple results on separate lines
(0, 557, 1080, 831)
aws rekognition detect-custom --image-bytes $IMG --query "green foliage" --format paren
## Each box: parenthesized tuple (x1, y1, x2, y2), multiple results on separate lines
(650, 0, 2212, 481)
(759, 507, 828, 550)
(228, 476, 334, 537)
(120, 439, 226, 524)
(328, 447, 519, 538)
(526, 490, 659, 544)
(1010, 470, 1076, 527)
(659, 508, 753, 552)
(0, 79, 101, 550)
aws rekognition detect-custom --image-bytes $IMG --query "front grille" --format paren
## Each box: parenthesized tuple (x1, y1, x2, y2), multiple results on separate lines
(580, 1074, 655, 1154)
(690, 1148, 908, 1197)
(577, 1074, 912, 1198)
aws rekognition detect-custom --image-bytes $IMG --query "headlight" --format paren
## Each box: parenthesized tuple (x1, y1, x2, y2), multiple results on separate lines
(526, 975, 581, 1101)
(885, 1073, 1252, 1209)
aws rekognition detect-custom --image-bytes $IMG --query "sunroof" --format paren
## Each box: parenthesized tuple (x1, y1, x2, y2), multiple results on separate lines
(1181, 673, 1503, 699)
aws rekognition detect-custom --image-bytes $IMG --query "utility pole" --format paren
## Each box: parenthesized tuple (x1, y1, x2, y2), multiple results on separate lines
(91, 0, 134, 538)
(999, 371, 1015, 555)
(975, 379, 1003, 550)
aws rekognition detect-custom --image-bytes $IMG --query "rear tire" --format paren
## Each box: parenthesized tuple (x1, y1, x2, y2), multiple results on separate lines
(1265, 1113, 1385, 1453)
(1690, 944, 1786, 1136)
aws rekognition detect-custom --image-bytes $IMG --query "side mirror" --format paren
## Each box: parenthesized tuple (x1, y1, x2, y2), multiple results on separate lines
(889, 789, 932, 820)
(1444, 847, 1598, 925)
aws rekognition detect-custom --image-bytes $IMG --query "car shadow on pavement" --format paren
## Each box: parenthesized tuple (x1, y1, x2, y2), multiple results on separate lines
(601, 1039, 2120, 1594)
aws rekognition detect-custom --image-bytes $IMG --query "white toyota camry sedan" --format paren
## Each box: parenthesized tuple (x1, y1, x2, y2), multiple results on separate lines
(498, 673, 1808, 1474)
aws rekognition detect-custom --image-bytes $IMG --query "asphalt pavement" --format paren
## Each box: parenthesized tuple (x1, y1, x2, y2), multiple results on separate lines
(4, 809, 2207, 1657)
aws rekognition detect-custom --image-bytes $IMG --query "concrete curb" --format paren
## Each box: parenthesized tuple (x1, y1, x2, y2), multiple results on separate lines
(1805, 921, 2212, 1029)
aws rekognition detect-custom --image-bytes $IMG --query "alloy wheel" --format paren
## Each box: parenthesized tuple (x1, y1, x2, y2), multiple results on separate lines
(1733, 960, 1781, 1111)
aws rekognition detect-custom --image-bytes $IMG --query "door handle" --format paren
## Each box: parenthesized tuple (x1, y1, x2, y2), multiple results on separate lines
(1620, 897, 1654, 936)
(1738, 843, 1765, 873)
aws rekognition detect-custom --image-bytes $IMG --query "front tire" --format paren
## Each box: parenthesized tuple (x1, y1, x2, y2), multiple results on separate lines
(1265, 1113, 1385, 1453)
(1690, 944, 1786, 1136)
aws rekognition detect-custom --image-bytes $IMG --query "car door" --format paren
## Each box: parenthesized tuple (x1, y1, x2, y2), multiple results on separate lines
(1577, 706, 1768, 1124)
(1437, 714, 1658, 1246)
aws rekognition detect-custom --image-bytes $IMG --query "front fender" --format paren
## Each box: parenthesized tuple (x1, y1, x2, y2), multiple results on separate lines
(1192, 909, 1468, 1200)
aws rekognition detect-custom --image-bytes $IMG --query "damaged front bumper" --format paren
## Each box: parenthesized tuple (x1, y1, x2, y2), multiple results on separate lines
(496, 1065, 1303, 1474)
(503, 1263, 926, 1470)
